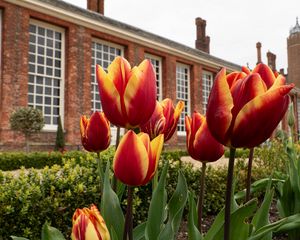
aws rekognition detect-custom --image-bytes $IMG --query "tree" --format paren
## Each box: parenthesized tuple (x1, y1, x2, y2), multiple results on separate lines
(55, 115, 65, 152)
(9, 107, 44, 152)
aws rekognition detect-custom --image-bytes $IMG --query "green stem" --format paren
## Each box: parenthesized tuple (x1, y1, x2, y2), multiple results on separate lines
(198, 162, 206, 234)
(123, 186, 133, 240)
(224, 147, 236, 240)
(97, 152, 104, 195)
(152, 171, 158, 192)
(245, 148, 254, 202)
(112, 127, 121, 192)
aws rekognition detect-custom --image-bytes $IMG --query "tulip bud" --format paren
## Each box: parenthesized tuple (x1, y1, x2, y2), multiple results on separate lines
(71, 204, 110, 240)
(288, 103, 295, 128)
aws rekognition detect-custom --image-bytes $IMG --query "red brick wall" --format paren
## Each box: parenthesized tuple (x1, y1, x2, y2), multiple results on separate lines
(0, 1, 221, 151)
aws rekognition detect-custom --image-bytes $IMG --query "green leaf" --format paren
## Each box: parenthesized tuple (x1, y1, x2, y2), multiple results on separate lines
(251, 179, 274, 240)
(145, 162, 168, 240)
(187, 191, 202, 240)
(11, 237, 30, 240)
(41, 222, 65, 240)
(158, 170, 188, 239)
(204, 200, 257, 240)
(133, 222, 146, 240)
(101, 161, 124, 240)
(249, 214, 300, 240)
(235, 178, 283, 200)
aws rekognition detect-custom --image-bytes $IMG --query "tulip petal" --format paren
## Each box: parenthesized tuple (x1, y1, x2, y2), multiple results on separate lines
(142, 134, 164, 185)
(124, 60, 157, 127)
(206, 68, 234, 145)
(232, 84, 294, 148)
(193, 120, 224, 162)
(230, 73, 267, 117)
(96, 65, 126, 127)
(106, 57, 132, 95)
(252, 63, 276, 89)
(226, 71, 247, 89)
(113, 130, 149, 186)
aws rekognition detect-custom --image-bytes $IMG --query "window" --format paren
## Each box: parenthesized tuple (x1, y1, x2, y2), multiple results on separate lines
(145, 54, 162, 101)
(176, 63, 190, 135)
(28, 20, 65, 131)
(202, 71, 214, 114)
(91, 39, 123, 112)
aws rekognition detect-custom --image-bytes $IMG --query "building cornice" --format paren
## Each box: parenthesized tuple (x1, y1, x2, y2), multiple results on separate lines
(5, 0, 241, 71)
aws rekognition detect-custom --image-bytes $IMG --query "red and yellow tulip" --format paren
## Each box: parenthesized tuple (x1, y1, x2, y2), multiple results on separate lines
(80, 111, 110, 152)
(71, 204, 110, 240)
(96, 57, 157, 129)
(185, 112, 224, 162)
(206, 63, 294, 148)
(113, 130, 164, 186)
(140, 98, 184, 141)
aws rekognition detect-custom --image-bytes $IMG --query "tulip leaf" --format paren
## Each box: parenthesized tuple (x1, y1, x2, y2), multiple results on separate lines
(234, 178, 283, 200)
(249, 214, 300, 240)
(251, 178, 274, 240)
(101, 161, 124, 240)
(204, 200, 257, 240)
(158, 170, 188, 239)
(187, 191, 202, 240)
(133, 222, 146, 240)
(41, 222, 65, 240)
(10, 237, 29, 240)
(145, 162, 168, 240)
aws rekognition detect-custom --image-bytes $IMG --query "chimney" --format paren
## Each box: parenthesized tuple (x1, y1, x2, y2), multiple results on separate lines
(87, 0, 104, 15)
(256, 42, 262, 64)
(195, 17, 210, 53)
(267, 51, 276, 71)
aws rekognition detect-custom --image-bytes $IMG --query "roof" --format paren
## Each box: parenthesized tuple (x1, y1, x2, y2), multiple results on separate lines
(290, 17, 300, 35)
(9, 0, 242, 71)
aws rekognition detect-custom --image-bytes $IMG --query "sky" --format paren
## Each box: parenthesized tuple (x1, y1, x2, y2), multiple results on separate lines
(64, 0, 299, 71)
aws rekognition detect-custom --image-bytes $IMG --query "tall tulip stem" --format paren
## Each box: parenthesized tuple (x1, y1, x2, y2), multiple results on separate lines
(198, 162, 207, 233)
(97, 152, 104, 194)
(245, 148, 254, 202)
(113, 127, 121, 192)
(123, 186, 133, 240)
(224, 147, 236, 240)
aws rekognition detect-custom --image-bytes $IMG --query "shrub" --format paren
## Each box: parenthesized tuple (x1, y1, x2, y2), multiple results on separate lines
(9, 107, 45, 152)
(55, 116, 65, 151)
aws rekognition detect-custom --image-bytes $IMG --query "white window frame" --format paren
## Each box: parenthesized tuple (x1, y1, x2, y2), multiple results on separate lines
(91, 39, 124, 145)
(145, 53, 163, 101)
(176, 63, 190, 136)
(28, 19, 65, 131)
(202, 70, 214, 114)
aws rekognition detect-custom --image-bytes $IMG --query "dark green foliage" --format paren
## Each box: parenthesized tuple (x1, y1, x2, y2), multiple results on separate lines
(9, 107, 44, 137)
(55, 116, 65, 151)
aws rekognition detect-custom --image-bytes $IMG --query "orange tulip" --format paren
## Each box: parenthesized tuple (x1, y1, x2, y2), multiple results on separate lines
(185, 112, 224, 162)
(71, 204, 110, 240)
(206, 63, 294, 148)
(113, 130, 164, 186)
(140, 98, 184, 141)
(96, 57, 157, 129)
(80, 112, 110, 152)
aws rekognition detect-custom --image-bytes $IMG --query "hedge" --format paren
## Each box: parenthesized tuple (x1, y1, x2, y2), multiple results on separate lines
(0, 142, 289, 239)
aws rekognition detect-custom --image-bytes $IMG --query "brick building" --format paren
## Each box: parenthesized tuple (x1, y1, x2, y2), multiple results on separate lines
(2, 0, 295, 151)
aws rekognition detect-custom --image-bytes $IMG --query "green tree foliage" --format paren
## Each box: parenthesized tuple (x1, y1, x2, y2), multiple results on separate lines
(55, 116, 65, 152)
(9, 107, 44, 152)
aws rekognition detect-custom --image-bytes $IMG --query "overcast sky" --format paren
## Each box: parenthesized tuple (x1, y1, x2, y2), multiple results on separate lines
(64, 0, 299, 72)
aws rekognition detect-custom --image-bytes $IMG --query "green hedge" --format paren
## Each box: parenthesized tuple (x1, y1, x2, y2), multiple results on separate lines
(0, 143, 289, 239)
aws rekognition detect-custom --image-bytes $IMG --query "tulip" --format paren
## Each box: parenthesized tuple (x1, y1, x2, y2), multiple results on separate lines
(206, 63, 294, 148)
(96, 57, 157, 129)
(80, 112, 111, 153)
(113, 130, 164, 186)
(71, 204, 110, 240)
(185, 111, 224, 233)
(185, 112, 224, 162)
(140, 98, 184, 141)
